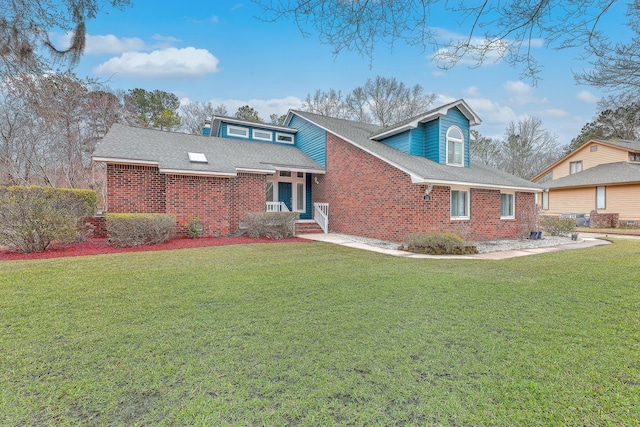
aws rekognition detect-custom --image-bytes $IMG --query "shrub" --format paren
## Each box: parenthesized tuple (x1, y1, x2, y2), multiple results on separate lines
(106, 213, 176, 247)
(540, 215, 576, 237)
(185, 217, 204, 238)
(403, 232, 478, 255)
(244, 212, 299, 239)
(0, 186, 97, 253)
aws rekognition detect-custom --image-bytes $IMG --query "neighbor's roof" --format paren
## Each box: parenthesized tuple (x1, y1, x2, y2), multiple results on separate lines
(289, 110, 541, 192)
(542, 161, 640, 189)
(92, 124, 324, 177)
(532, 138, 640, 182)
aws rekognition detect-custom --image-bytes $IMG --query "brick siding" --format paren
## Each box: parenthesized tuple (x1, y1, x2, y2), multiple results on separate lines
(313, 133, 537, 242)
(589, 210, 620, 228)
(106, 164, 265, 237)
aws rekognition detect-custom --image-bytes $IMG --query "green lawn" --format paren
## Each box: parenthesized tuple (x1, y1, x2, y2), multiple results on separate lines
(1, 239, 639, 426)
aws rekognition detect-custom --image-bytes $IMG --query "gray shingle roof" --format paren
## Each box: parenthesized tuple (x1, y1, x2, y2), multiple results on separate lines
(543, 162, 640, 189)
(290, 110, 541, 191)
(93, 124, 324, 175)
(592, 139, 640, 152)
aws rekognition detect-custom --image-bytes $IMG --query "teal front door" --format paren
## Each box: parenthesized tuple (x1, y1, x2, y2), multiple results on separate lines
(278, 182, 292, 211)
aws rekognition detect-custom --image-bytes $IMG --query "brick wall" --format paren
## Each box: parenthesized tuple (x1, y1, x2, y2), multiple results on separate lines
(106, 164, 266, 237)
(589, 210, 620, 228)
(107, 164, 166, 213)
(313, 133, 537, 242)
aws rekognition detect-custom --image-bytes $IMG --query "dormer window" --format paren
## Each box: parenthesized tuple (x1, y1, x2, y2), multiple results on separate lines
(446, 126, 464, 166)
(227, 125, 249, 138)
(275, 133, 294, 144)
(631, 153, 640, 162)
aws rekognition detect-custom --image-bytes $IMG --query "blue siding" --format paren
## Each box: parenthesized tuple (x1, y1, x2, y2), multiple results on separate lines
(219, 123, 295, 145)
(408, 127, 426, 157)
(439, 107, 471, 167)
(288, 115, 327, 167)
(421, 120, 440, 162)
(380, 131, 411, 153)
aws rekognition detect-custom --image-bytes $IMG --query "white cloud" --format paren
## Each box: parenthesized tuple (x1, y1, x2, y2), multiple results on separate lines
(503, 80, 548, 106)
(466, 97, 517, 125)
(576, 90, 598, 104)
(464, 86, 481, 97)
(93, 47, 220, 78)
(53, 33, 145, 54)
(210, 15, 219, 23)
(151, 34, 181, 49)
(539, 108, 570, 118)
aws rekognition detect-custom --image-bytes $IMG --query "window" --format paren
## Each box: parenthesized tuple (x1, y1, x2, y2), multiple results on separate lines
(450, 189, 469, 219)
(296, 183, 305, 212)
(500, 193, 515, 219)
(596, 186, 606, 209)
(253, 129, 272, 141)
(275, 133, 294, 144)
(542, 191, 549, 210)
(446, 126, 464, 166)
(570, 161, 583, 174)
(279, 171, 291, 177)
(266, 182, 274, 202)
(227, 125, 249, 138)
(630, 153, 640, 162)
(590, 145, 598, 152)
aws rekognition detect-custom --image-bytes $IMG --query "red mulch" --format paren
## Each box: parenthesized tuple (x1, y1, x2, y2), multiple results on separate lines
(0, 236, 310, 261)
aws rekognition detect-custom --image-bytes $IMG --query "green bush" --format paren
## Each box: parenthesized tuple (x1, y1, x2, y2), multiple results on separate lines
(0, 186, 97, 253)
(106, 213, 176, 247)
(403, 232, 478, 255)
(185, 217, 204, 238)
(540, 215, 576, 237)
(244, 212, 299, 239)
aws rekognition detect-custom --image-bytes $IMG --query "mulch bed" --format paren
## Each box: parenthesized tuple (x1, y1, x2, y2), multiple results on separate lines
(0, 236, 309, 261)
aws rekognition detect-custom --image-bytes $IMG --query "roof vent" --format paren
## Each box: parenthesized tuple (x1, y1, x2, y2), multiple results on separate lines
(188, 152, 208, 163)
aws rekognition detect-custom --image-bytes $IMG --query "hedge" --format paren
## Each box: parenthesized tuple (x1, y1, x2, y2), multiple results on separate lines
(106, 213, 176, 247)
(403, 232, 478, 255)
(244, 212, 299, 239)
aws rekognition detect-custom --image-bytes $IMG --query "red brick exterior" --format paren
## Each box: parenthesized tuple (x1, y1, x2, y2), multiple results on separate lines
(106, 164, 265, 237)
(313, 133, 537, 242)
(589, 210, 620, 228)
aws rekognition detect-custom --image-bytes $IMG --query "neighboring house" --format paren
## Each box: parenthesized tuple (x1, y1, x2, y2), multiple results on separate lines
(531, 139, 640, 225)
(93, 99, 541, 241)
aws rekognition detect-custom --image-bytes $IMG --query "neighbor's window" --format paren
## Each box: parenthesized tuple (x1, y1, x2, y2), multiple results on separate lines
(596, 186, 606, 209)
(630, 153, 640, 162)
(227, 125, 249, 138)
(450, 189, 469, 219)
(590, 145, 597, 152)
(446, 126, 464, 166)
(253, 129, 272, 141)
(570, 161, 583, 174)
(500, 193, 515, 219)
(266, 182, 274, 202)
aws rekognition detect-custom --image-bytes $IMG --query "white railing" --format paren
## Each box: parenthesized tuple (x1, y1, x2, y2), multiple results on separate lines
(314, 202, 329, 233)
(266, 201, 289, 212)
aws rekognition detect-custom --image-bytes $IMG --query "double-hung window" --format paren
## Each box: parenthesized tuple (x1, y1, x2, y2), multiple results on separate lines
(570, 161, 582, 174)
(450, 189, 469, 219)
(500, 193, 515, 219)
(596, 186, 606, 209)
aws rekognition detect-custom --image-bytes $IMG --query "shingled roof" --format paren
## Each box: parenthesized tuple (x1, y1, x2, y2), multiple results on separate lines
(543, 162, 640, 189)
(288, 110, 541, 192)
(93, 124, 324, 176)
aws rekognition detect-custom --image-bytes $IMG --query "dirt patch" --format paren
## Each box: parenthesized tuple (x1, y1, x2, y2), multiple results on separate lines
(0, 235, 309, 261)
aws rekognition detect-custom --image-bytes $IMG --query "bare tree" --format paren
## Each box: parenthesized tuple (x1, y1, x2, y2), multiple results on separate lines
(180, 101, 221, 135)
(470, 130, 501, 169)
(499, 117, 562, 180)
(254, 0, 631, 86)
(301, 76, 435, 126)
(1, 0, 130, 77)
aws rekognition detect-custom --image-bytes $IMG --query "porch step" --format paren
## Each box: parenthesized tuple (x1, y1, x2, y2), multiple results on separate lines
(295, 221, 324, 235)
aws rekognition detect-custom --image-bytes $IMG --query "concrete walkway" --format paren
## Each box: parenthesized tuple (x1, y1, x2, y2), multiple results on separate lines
(297, 233, 613, 260)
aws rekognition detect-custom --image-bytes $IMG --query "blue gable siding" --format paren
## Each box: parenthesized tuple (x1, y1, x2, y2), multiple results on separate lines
(420, 120, 440, 162)
(288, 115, 327, 168)
(219, 122, 295, 145)
(381, 131, 411, 153)
(438, 107, 471, 167)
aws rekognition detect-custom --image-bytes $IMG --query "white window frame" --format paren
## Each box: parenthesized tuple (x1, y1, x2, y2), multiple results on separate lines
(252, 129, 272, 141)
(596, 186, 606, 209)
(266, 171, 306, 213)
(570, 160, 583, 174)
(275, 132, 295, 144)
(450, 188, 470, 220)
(446, 126, 464, 167)
(542, 191, 549, 210)
(500, 192, 515, 219)
(227, 125, 249, 138)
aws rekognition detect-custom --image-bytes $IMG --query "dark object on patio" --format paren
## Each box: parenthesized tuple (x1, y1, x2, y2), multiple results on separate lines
(529, 231, 542, 240)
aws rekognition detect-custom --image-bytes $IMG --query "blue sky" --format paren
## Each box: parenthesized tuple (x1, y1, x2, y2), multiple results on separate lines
(59, 0, 628, 144)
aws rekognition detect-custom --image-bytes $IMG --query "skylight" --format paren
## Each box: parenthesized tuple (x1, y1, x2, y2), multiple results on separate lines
(188, 152, 208, 163)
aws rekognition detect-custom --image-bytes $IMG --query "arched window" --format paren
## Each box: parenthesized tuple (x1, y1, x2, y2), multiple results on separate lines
(446, 126, 464, 166)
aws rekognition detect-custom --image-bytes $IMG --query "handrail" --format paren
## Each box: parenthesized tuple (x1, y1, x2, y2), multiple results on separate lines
(314, 202, 329, 233)
(266, 201, 290, 212)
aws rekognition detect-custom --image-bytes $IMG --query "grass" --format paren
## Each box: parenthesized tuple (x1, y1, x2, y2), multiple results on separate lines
(1, 239, 639, 426)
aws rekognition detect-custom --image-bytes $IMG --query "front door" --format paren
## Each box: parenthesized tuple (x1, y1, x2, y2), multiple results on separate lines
(278, 182, 292, 211)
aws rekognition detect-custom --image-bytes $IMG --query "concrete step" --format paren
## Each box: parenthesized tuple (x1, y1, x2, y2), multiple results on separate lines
(295, 221, 324, 234)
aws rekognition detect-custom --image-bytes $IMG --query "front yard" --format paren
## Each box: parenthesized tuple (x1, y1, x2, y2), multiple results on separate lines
(1, 239, 639, 425)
